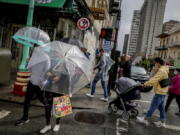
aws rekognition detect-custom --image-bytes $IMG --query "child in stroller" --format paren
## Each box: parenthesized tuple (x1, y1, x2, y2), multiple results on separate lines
(108, 77, 142, 120)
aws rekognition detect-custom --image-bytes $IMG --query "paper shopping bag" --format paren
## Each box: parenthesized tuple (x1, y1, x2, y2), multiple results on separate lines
(53, 95, 72, 118)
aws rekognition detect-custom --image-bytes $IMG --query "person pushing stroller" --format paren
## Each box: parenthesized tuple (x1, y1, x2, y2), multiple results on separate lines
(108, 77, 142, 120)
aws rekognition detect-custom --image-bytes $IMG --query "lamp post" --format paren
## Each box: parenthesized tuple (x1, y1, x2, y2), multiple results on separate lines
(19, 0, 35, 71)
(13, 0, 53, 96)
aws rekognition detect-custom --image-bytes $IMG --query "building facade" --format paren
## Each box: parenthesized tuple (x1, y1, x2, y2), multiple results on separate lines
(136, 0, 167, 58)
(127, 10, 140, 56)
(156, 23, 180, 63)
(163, 20, 179, 32)
(0, 0, 118, 71)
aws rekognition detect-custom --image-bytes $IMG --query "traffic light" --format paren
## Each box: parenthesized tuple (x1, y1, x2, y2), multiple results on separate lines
(109, 0, 121, 15)
(100, 28, 113, 40)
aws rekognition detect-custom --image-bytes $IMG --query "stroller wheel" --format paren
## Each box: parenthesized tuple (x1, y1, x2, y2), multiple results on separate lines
(108, 104, 118, 114)
(121, 112, 130, 121)
(130, 109, 139, 118)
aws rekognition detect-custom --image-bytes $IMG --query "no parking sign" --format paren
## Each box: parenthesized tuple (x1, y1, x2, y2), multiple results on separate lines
(77, 18, 90, 31)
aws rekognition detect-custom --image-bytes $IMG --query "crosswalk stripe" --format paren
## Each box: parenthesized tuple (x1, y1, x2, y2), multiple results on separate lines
(166, 124, 180, 131)
(116, 118, 128, 135)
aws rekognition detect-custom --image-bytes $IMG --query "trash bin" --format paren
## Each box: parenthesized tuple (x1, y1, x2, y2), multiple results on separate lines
(0, 48, 11, 85)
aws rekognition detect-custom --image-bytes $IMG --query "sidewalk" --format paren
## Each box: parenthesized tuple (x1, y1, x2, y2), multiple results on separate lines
(0, 83, 115, 110)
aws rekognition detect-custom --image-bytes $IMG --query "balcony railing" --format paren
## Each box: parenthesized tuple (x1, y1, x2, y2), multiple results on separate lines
(155, 46, 168, 51)
(167, 41, 180, 48)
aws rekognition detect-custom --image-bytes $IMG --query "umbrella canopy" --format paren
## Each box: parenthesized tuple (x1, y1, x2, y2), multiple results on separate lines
(60, 38, 85, 48)
(116, 77, 138, 94)
(40, 41, 92, 96)
(12, 27, 50, 47)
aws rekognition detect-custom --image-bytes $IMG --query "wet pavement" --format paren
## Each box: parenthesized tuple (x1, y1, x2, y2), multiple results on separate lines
(0, 100, 119, 135)
(0, 84, 180, 135)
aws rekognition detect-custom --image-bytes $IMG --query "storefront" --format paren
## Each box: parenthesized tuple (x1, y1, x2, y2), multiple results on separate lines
(0, 0, 94, 72)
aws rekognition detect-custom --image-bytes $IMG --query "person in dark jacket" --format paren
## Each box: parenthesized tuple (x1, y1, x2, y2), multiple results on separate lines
(121, 55, 132, 78)
(107, 57, 121, 96)
(15, 46, 51, 126)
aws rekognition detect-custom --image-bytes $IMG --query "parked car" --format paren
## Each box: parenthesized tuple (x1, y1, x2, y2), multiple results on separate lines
(130, 66, 153, 92)
(130, 66, 150, 83)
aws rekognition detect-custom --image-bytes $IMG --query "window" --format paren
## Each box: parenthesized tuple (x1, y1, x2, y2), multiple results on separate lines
(166, 38, 169, 44)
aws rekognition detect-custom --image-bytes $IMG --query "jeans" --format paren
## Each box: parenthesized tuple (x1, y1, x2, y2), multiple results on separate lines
(91, 74, 108, 98)
(146, 94, 166, 121)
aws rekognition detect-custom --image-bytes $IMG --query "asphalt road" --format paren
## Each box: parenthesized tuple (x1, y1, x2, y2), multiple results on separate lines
(0, 90, 180, 135)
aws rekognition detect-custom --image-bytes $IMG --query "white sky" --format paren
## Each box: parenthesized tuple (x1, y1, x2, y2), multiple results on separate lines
(117, 0, 180, 51)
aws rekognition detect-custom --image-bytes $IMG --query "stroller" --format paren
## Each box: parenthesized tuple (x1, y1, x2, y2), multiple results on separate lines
(108, 77, 142, 120)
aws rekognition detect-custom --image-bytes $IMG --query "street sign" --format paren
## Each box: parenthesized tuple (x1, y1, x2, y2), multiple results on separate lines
(77, 18, 90, 31)
(103, 40, 112, 53)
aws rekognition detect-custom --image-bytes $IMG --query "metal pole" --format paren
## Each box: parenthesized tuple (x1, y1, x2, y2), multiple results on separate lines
(19, 0, 35, 71)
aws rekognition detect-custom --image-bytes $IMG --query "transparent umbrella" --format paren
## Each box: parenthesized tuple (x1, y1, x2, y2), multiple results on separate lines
(40, 41, 93, 96)
(12, 26, 50, 47)
(60, 38, 85, 48)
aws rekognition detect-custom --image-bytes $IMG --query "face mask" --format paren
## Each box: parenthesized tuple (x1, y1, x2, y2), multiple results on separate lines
(174, 71, 178, 75)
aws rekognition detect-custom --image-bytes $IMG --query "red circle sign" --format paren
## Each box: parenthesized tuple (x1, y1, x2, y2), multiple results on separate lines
(77, 18, 90, 31)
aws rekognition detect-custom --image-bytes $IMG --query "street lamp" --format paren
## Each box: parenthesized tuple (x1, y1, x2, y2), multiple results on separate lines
(13, 0, 53, 96)
(19, 0, 53, 71)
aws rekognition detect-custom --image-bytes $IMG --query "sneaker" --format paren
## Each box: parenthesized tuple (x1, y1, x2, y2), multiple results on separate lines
(86, 93, 94, 98)
(53, 124, 60, 132)
(136, 117, 149, 126)
(40, 125, 51, 134)
(143, 109, 147, 115)
(154, 121, 166, 127)
(15, 118, 30, 126)
(100, 97, 108, 102)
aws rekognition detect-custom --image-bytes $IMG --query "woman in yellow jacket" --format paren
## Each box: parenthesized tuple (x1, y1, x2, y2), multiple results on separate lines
(137, 57, 169, 127)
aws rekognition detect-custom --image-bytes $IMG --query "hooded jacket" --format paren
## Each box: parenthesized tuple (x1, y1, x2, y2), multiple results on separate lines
(169, 74, 180, 95)
(144, 66, 169, 95)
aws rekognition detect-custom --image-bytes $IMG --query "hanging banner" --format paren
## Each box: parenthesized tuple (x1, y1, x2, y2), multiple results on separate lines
(90, 7, 105, 20)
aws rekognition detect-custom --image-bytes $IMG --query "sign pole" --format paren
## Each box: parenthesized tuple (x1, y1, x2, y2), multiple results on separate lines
(18, 0, 35, 71)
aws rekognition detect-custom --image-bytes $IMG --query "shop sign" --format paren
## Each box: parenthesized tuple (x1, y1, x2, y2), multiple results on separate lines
(77, 18, 90, 31)
(0, 0, 66, 8)
(35, 0, 54, 3)
(103, 40, 112, 53)
(90, 7, 105, 20)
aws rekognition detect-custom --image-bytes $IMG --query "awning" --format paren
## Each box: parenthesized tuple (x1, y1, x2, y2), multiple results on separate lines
(0, 0, 66, 8)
